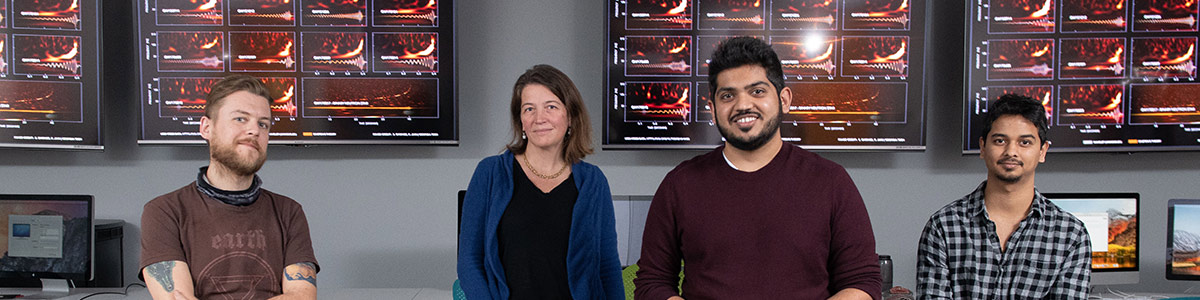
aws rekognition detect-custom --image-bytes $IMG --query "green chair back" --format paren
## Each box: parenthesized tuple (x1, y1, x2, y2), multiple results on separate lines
(621, 264, 639, 300)
(621, 262, 684, 300)
(453, 278, 467, 300)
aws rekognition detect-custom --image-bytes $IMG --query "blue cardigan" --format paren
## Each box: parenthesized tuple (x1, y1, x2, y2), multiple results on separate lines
(457, 151, 624, 300)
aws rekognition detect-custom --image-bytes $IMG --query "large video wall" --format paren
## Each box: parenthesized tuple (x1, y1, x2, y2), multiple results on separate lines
(137, 0, 456, 145)
(0, 0, 102, 149)
(605, 0, 927, 150)
(964, 0, 1200, 152)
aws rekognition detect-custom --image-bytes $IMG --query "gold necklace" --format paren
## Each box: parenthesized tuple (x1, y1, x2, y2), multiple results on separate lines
(522, 154, 568, 179)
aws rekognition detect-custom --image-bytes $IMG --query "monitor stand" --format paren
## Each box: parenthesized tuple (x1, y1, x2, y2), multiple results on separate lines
(18, 279, 71, 299)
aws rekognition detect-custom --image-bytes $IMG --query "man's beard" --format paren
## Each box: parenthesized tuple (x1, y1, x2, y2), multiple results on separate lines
(211, 139, 266, 176)
(993, 159, 1023, 183)
(717, 106, 782, 151)
(995, 172, 1022, 183)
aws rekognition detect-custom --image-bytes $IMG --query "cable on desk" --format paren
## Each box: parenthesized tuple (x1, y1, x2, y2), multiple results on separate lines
(78, 283, 147, 300)
(1187, 286, 1200, 294)
(1090, 287, 1172, 300)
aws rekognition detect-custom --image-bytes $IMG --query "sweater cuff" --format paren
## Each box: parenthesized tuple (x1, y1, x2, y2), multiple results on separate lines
(638, 285, 680, 300)
(841, 284, 882, 300)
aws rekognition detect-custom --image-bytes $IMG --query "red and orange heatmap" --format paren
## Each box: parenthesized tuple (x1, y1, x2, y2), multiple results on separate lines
(965, 0, 1200, 152)
(607, 0, 926, 149)
(138, 0, 455, 144)
(0, 0, 99, 148)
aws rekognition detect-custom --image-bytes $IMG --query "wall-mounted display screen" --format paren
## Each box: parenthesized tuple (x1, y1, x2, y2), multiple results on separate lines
(137, 0, 456, 145)
(0, 0, 103, 149)
(604, 0, 927, 150)
(963, 0, 1200, 153)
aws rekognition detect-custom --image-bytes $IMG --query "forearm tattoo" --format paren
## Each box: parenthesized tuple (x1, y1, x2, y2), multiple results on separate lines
(146, 261, 177, 292)
(284, 262, 317, 286)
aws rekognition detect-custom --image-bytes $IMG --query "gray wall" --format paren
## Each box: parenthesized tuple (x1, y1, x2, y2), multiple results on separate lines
(1, 0, 1198, 293)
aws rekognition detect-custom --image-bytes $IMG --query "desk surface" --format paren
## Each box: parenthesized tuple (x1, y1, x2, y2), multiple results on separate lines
(1090, 291, 1200, 300)
(0, 287, 453, 300)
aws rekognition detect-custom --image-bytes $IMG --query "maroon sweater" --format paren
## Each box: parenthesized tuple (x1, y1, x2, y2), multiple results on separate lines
(634, 143, 881, 300)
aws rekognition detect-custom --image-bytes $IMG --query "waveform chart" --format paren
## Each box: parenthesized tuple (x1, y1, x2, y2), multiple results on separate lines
(843, 0, 908, 30)
(13, 34, 82, 76)
(985, 85, 1055, 122)
(770, 0, 836, 30)
(1129, 83, 1200, 124)
(626, 0, 692, 30)
(301, 0, 366, 26)
(156, 77, 221, 117)
(698, 0, 765, 30)
(155, 0, 223, 25)
(989, 0, 1055, 33)
(372, 32, 437, 73)
(623, 82, 691, 122)
(961, 0, 1200, 151)
(986, 39, 1054, 80)
(1059, 38, 1126, 79)
(301, 78, 438, 118)
(261, 77, 298, 117)
(771, 35, 837, 78)
(1133, 0, 1198, 31)
(0, 80, 81, 122)
(1058, 84, 1125, 125)
(1061, 0, 1127, 32)
(694, 81, 713, 122)
(840, 36, 907, 77)
(1131, 37, 1196, 78)
(301, 32, 367, 72)
(695, 35, 747, 76)
(13, 0, 80, 30)
(374, 0, 437, 26)
(784, 82, 905, 123)
(229, 0, 296, 26)
(156, 31, 225, 72)
(0, 34, 7, 75)
(626, 36, 692, 76)
(230, 32, 295, 72)
(0, 1, 7, 28)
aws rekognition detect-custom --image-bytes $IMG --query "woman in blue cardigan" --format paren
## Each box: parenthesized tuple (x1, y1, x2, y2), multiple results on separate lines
(457, 65, 623, 300)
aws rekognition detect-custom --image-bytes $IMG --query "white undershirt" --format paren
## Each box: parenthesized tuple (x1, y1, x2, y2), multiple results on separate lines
(722, 151, 739, 170)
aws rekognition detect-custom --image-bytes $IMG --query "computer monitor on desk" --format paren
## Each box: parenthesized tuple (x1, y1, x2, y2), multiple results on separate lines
(1167, 199, 1200, 281)
(0, 194, 93, 297)
(1043, 192, 1140, 286)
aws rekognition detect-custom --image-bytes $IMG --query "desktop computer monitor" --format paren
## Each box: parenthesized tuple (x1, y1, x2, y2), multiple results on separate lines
(1043, 192, 1139, 285)
(1167, 199, 1200, 280)
(0, 194, 93, 294)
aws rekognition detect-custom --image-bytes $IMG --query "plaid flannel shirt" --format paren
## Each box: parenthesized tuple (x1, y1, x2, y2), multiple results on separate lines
(917, 182, 1091, 299)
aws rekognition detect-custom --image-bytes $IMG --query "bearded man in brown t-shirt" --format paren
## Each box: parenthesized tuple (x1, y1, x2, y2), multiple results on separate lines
(139, 75, 319, 300)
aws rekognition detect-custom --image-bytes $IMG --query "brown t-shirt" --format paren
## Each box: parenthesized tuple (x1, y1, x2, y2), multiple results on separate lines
(139, 182, 318, 299)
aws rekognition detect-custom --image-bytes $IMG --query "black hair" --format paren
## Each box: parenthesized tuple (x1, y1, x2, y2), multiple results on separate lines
(980, 93, 1050, 145)
(707, 36, 786, 99)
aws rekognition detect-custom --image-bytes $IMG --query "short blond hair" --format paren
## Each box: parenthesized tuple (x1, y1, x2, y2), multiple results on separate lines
(204, 75, 272, 118)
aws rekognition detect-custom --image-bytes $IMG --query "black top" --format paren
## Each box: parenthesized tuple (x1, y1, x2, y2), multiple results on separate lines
(498, 159, 578, 300)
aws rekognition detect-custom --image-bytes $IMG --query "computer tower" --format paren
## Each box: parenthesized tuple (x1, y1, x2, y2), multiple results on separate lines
(82, 219, 123, 287)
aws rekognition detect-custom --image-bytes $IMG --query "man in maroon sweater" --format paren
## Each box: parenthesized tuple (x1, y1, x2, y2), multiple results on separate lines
(634, 36, 881, 300)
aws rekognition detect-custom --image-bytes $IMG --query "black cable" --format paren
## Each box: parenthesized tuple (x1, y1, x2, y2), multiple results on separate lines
(78, 283, 146, 300)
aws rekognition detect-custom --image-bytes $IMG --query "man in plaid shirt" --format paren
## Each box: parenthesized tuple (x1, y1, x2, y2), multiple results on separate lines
(917, 94, 1091, 299)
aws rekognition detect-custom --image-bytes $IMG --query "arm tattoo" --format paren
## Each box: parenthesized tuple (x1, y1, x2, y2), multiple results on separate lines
(284, 262, 317, 286)
(146, 261, 177, 292)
